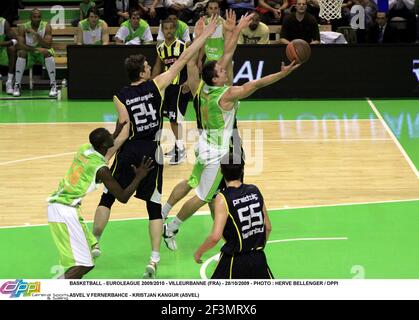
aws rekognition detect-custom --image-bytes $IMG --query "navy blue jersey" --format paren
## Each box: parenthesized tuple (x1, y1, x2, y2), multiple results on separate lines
(116, 80, 163, 141)
(220, 184, 266, 255)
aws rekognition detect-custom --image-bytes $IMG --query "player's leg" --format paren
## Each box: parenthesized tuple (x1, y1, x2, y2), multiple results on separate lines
(41, 49, 57, 97)
(144, 200, 163, 279)
(47, 203, 96, 279)
(13, 49, 27, 96)
(6, 45, 16, 94)
(161, 179, 192, 219)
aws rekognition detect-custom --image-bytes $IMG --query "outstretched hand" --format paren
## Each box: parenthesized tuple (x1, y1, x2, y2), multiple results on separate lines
(236, 12, 254, 31)
(202, 14, 218, 37)
(112, 119, 128, 139)
(132, 156, 154, 180)
(194, 16, 205, 38)
(223, 9, 236, 33)
(280, 60, 301, 75)
(194, 251, 203, 264)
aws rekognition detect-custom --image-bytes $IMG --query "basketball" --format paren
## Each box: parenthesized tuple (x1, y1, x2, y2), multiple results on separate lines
(286, 39, 311, 64)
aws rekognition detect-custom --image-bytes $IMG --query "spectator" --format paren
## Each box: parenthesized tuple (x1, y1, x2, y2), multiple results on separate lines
(368, 11, 399, 43)
(202, 0, 225, 62)
(76, 7, 110, 44)
(164, 0, 195, 23)
(352, 0, 377, 43)
(115, 0, 139, 25)
(72, 0, 96, 27)
(388, 0, 416, 42)
(13, 8, 57, 97)
(138, 0, 166, 26)
(157, 9, 191, 44)
(279, 0, 320, 44)
(238, 11, 270, 43)
(256, 0, 288, 24)
(227, 0, 255, 19)
(115, 8, 153, 44)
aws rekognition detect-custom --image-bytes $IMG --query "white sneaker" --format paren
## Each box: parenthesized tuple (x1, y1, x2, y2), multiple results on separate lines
(91, 243, 101, 259)
(143, 261, 158, 279)
(49, 83, 58, 97)
(6, 81, 13, 95)
(12, 84, 21, 97)
(163, 223, 178, 251)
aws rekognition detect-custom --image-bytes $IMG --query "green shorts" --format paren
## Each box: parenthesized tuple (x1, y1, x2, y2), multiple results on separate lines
(26, 48, 55, 69)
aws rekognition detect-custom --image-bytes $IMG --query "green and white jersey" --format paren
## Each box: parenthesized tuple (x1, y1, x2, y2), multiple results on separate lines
(79, 18, 105, 44)
(0, 17, 6, 42)
(115, 19, 153, 44)
(199, 81, 239, 152)
(204, 16, 224, 61)
(23, 20, 48, 47)
(48, 144, 107, 207)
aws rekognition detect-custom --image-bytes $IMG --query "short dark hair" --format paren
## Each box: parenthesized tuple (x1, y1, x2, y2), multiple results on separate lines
(166, 8, 180, 18)
(125, 54, 146, 82)
(206, 0, 220, 9)
(221, 153, 244, 182)
(162, 19, 176, 28)
(89, 128, 112, 150)
(87, 7, 100, 17)
(129, 8, 141, 18)
(202, 60, 218, 86)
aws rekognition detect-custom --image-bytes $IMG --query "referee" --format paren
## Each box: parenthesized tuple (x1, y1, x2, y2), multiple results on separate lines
(194, 153, 273, 279)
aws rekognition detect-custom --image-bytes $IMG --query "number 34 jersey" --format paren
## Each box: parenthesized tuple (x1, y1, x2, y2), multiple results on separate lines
(115, 80, 163, 141)
(219, 184, 267, 255)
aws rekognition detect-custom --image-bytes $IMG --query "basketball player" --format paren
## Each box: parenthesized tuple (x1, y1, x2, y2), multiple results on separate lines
(163, 13, 300, 251)
(47, 121, 154, 279)
(152, 19, 190, 165)
(0, 16, 17, 95)
(194, 153, 273, 279)
(91, 17, 218, 279)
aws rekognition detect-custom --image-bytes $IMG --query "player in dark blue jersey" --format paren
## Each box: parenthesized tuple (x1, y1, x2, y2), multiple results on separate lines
(194, 153, 273, 279)
(91, 16, 218, 279)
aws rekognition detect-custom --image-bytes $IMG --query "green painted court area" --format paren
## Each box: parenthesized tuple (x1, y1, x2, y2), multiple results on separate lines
(1, 96, 419, 279)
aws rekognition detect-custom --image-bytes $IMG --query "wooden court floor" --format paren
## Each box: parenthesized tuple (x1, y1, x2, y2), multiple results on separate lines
(1, 119, 419, 227)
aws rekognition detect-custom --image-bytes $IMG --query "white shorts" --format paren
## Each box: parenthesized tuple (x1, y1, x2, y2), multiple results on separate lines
(47, 203, 96, 270)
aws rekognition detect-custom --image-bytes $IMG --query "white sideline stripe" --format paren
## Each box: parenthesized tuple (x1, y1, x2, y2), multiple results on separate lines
(199, 237, 349, 279)
(2, 198, 419, 230)
(0, 152, 75, 166)
(366, 98, 419, 178)
(0, 119, 380, 125)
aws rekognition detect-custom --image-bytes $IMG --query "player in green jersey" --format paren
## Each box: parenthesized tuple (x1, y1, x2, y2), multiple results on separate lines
(47, 121, 153, 279)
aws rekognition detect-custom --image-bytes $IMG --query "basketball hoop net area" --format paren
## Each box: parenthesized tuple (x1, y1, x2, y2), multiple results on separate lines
(319, 0, 344, 20)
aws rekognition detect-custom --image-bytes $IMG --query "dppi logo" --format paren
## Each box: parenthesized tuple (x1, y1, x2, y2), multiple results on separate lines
(413, 60, 419, 82)
(0, 280, 41, 298)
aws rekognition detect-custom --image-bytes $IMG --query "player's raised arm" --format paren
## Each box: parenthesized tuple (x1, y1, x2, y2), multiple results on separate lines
(186, 16, 205, 96)
(220, 61, 300, 109)
(154, 15, 218, 92)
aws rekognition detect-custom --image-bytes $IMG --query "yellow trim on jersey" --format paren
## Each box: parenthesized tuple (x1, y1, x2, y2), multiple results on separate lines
(152, 79, 163, 100)
(111, 149, 120, 175)
(129, 121, 135, 140)
(220, 193, 242, 252)
(229, 255, 234, 279)
(214, 252, 224, 272)
(267, 268, 273, 279)
(155, 143, 161, 190)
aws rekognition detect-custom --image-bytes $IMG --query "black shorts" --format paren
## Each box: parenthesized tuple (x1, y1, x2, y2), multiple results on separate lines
(211, 250, 274, 279)
(106, 139, 163, 203)
(162, 84, 190, 123)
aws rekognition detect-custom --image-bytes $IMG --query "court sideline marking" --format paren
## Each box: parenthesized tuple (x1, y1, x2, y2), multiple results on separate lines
(199, 237, 349, 279)
(367, 98, 419, 178)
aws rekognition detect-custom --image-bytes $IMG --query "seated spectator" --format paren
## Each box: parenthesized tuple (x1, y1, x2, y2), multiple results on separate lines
(238, 11, 270, 43)
(331, 0, 354, 31)
(367, 11, 399, 43)
(116, 0, 138, 25)
(164, 0, 195, 23)
(388, 0, 416, 42)
(72, 0, 96, 27)
(115, 8, 153, 44)
(13, 8, 57, 97)
(76, 7, 110, 45)
(157, 9, 191, 44)
(227, 0, 255, 19)
(279, 0, 320, 44)
(138, 0, 166, 26)
(256, 0, 288, 24)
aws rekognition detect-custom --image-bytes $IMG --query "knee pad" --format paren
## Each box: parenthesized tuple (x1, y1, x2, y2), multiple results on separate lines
(98, 192, 116, 209)
(147, 201, 162, 220)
